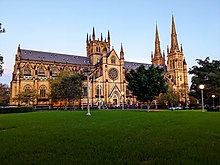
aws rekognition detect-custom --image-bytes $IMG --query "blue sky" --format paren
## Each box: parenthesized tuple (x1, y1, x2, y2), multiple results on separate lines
(0, 0, 220, 85)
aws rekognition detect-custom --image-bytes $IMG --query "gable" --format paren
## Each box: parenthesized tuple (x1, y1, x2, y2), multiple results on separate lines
(107, 49, 120, 65)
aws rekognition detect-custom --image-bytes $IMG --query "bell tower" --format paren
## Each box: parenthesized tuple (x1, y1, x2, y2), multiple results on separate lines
(86, 27, 111, 65)
(167, 15, 189, 103)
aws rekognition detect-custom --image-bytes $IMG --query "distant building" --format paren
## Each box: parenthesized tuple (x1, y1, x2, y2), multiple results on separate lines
(10, 15, 188, 107)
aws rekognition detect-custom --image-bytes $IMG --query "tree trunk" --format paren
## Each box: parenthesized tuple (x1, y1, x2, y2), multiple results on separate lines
(147, 103, 150, 112)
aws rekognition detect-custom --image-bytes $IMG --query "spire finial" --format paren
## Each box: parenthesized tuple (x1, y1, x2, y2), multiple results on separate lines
(181, 44, 183, 52)
(92, 27, 95, 41)
(108, 30, 110, 42)
(86, 33, 88, 43)
(101, 33, 103, 41)
(120, 43, 124, 60)
(120, 43, 124, 53)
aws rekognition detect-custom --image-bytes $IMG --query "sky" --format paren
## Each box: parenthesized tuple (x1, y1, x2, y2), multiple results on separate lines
(0, 0, 220, 86)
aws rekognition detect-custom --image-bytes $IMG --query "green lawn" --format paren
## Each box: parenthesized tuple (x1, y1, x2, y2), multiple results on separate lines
(0, 110, 220, 165)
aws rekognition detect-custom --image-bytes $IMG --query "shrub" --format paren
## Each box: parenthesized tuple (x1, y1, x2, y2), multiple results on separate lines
(0, 106, 35, 114)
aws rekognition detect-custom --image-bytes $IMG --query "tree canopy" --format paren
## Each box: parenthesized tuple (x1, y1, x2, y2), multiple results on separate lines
(189, 57, 220, 106)
(0, 83, 10, 106)
(50, 71, 85, 108)
(125, 65, 167, 109)
(13, 89, 37, 106)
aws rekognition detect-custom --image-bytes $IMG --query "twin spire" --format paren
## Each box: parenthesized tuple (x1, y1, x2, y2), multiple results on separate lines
(152, 15, 183, 65)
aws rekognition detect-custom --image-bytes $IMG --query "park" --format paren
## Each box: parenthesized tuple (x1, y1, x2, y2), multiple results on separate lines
(0, 110, 220, 165)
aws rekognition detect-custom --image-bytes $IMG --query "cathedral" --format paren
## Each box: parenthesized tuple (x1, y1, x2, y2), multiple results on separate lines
(10, 15, 188, 107)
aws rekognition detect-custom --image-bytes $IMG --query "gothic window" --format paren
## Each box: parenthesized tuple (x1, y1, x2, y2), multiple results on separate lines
(38, 66, 45, 76)
(111, 56, 116, 64)
(24, 64, 31, 76)
(39, 86, 46, 97)
(180, 75, 182, 81)
(96, 46, 99, 52)
(96, 85, 102, 95)
(51, 66, 58, 77)
(24, 85, 32, 93)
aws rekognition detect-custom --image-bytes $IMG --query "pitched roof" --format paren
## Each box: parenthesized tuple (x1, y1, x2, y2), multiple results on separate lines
(20, 49, 91, 65)
(124, 61, 151, 69)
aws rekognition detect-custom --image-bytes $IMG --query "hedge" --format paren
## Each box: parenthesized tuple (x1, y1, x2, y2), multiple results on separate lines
(0, 107, 36, 114)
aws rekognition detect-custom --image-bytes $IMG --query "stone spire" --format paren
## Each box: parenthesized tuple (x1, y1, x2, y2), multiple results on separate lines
(107, 30, 110, 43)
(170, 15, 179, 52)
(154, 24, 162, 59)
(92, 27, 95, 41)
(101, 33, 103, 41)
(151, 24, 165, 65)
(86, 33, 88, 43)
(120, 43, 124, 60)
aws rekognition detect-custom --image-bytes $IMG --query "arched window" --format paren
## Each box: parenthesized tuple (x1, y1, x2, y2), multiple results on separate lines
(40, 86, 46, 97)
(38, 66, 45, 76)
(24, 85, 32, 93)
(111, 56, 116, 64)
(51, 66, 58, 77)
(24, 64, 31, 76)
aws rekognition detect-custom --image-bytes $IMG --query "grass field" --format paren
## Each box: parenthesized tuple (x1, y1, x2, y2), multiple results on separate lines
(0, 110, 220, 165)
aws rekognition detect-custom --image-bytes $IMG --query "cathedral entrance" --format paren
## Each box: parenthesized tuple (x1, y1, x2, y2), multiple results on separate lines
(113, 98, 117, 105)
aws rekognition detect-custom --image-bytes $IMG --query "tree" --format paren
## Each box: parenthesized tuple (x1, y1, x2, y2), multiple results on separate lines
(189, 57, 220, 106)
(0, 55, 3, 77)
(13, 89, 37, 106)
(50, 70, 72, 102)
(126, 65, 167, 110)
(59, 74, 85, 109)
(157, 87, 180, 107)
(50, 71, 85, 109)
(0, 83, 10, 106)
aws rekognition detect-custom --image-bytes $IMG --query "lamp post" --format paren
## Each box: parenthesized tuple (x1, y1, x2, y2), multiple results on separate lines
(199, 84, 205, 112)
(85, 69, 91, 116)
(121, 91, 124, 110)
(212, 95, 215, 108)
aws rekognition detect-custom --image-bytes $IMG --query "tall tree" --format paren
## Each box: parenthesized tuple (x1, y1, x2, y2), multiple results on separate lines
(50, 71, 85, 109)
(126, 65, 167, 110)
(0, 83, 10, 106)
(157, 87, 180, 107)
(59, 73, 85, 109)
(189, 57, 220, 106)
(13, 89, 37, 106)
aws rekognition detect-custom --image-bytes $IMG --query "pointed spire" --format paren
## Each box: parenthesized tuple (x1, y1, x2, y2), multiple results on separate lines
(167, 45, 169, 53)
(101, 33, 103, 41)
(86, 33, 89, 43)
(120, 43, 124, 60)
(180, 44, 183, 52)
(108, 30, 110, 42)
(18, 44, 21, 51)
(170, 15, 179, 52)
(89, 34, 91, 42)
(154, 24, 162, 58)
(92, 27, 95, 41)
(120, 43, 124, 53)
